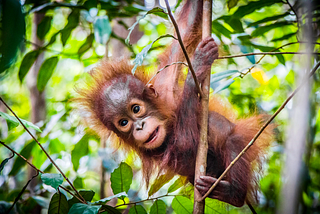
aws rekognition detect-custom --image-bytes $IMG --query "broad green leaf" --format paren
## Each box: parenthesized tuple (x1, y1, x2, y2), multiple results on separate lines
(0, 153, 14, 174)
(0, 0, 25, 73)
(251, 21, 292, 37)
(172, 196, 193, 214)
(213, 79, 235, 94)
(101, 205, 122, 214)
(150, 200, 166, 214)
(94, 16, 112, 45)
(48, 192, 69, 214)
(61, 10, 80, 46)
(71, 135, 89, 172)
(46, 31, 60, 47)
(149, 174, 174, 196)
(92, 192, 127, 205)
(126, 7, 166, 45)
(248, 12, 290, 27)
(73, 177, 84, 189)
(69, 203, 101, 214)
(271, 32, 296, 42)
(20, 118, 42, 132)
(111, 162, 133, 198)
(128, 205, 147, 214)
(18, 50, 40, 83)
(37, 56, 59, 92)
(204, 198, 226, 214)
(210, 70, 240, 84)
(227, 0, 239, 10)
(37, 16, 53, 40)
(32, 196, 49, 208)
(68, 190, 95, 208)
(78, 34, 94, 56)
(167, 176, 187, 194)
(41, 173, 63, 190)
(252, 44, 285, 65)
(9, 141, 36, 176)
(233, 0, 283, 18)
(212, 21, 232, 39)
(219, 16, 244, 33)
(0, 111, 19, 130)
(132, 34, 175, 74)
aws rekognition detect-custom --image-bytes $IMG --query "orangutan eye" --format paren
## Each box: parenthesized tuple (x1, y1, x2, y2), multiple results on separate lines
(132, 105, 140, 114)
(119, 119, 128, 127)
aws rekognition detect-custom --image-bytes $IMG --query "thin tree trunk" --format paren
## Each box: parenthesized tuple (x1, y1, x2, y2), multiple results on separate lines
(278, 0, 313, 213)
(193, 1, 212, 213)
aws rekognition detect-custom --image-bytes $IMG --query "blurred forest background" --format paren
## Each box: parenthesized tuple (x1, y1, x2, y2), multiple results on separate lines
(0, 0, 320, 213)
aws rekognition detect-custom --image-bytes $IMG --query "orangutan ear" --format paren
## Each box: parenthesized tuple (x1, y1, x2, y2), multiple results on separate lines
(147, 84, 158, 97)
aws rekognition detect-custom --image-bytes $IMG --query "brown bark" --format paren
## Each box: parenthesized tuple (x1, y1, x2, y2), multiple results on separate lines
(193, 0, 212, 213)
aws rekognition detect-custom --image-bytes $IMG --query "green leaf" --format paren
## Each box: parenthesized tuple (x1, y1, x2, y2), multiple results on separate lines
(71, 135, 89, 172)
(9, 141, 36, 176)
(204, 198, 226, 214)
(0, 153, 14, 174)
(46, 31, 60, 47)
(219, 16, 244, 33)
(101, 205, 122, 214)
(78, 34, 94, 56)
(61, 10, 80, 46)
(167, 176, 187, 194)
(148, 173, 174, 196)
(150, 200, 166, 214)
(212, 21, 232, 39)
(73, 177, 84, 189)
(233, 0, 283, 18)
(0, 111, 19, 130)
(251, 21, 292, 37)
(83, 0, 98, 10)
(172, 196, 193, 214)
(20, 118, 42, 132)
(213, 79, 235, 94)
(37, 16, 53, 40)
(210, 70, 240, 84)
(110, 162, 133, 198)
(68, 203, 101, 214)
(94, 16, 112, 45)
(92, 192, 127, 205)
(48, 192, 69, 214)
(271, 32, 296, 42)
(68, 190, 95, 208)
(131, 34, 175, 75)
(41, 173, 64, 190)
(37, 56, 59, 92)
(248, 12, 290, 27)
(0, 0, 25, 74)
(32, 196, 49, 208)
(227, 0, 239, 10)
(126, 7, 167, 45)
(128, 205, 147, 214)
(18, 50, 40, 83)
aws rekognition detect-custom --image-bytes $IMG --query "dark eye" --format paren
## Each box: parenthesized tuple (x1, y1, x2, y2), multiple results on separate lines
(132, 105, 140, 114)
(119, 119, 128, 127)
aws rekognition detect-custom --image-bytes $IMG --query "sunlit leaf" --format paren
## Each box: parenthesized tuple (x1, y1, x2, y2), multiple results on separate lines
(18, 50, 40, 83)
(126, 7, 167, 45)
(93, 192, 127, 205)
(94, 16, 112, 45)
(73, 177, 84, 189)
(68, 190, 95, 208)
(251, 67, 269, 85)
(233, 0, 283, 18)
(111, 162, 133, 198)
(210, 70, 239, 84)
(212, 20, 232, 39)
(37, 16, 53, 40)
(41, 173, 64, 190)
(48, 192, 69, 214)
(167, 176, 187, 193)
(78, 34, 94, 56)
(251, 21, 292, 37)
(0, 153, 14, 174)
(150, 200, 166, 214)
(248, 12, 290, 27)
(172, 196, 193, 214)
(227, 0, 239, 10)
(0, 111, 19, 130)
(0, 0, 25, 74)
(271, 32, 296, 42)
(149, 173, 174, 196)
(69, 203, 101, 214)
(61, 9, 80, 46)
(71, 135, 89, 172)
(9, 141, 36, 176)
(37, 56, 59, 92)
(213, 79, 235, 94)
(219, 16, 244, 33)
(204, 198, 226, 214)
(128, 205, 147, 214)
(132, 34, 175, 74)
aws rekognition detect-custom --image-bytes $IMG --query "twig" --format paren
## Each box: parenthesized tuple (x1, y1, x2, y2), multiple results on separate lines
(58, 185, 84, 202)
(164, 0, 203, 97)
(200, 61, 320, 200)
(0, 98, 87, 204)
(218, 51, 320, 59)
